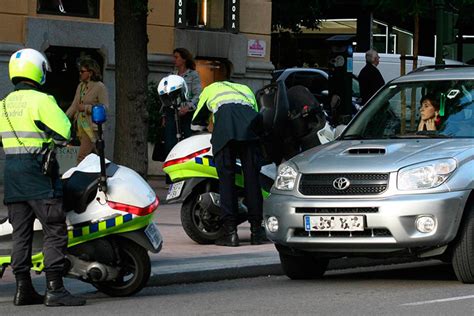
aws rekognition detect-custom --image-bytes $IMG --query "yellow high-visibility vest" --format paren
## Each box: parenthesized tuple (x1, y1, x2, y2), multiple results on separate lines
(0, 89, 71, 155)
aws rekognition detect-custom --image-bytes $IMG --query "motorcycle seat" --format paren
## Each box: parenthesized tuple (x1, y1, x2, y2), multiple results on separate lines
(62, 172, 99, 214)
(62, 162, 119, 214)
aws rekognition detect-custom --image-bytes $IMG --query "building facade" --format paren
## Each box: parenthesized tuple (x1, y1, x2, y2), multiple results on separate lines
(0, 0, 274, 181)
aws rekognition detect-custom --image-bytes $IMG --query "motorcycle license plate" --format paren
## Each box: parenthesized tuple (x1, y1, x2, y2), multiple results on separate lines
(144, 222, 162, 250)
(304, 215, 364, 232)
(166, 181, 184, 200)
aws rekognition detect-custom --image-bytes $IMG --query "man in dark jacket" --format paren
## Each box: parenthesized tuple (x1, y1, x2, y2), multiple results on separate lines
(0, 48, 85, 306)
(358, 49, 385, 105)
(192, 80, 265, 247)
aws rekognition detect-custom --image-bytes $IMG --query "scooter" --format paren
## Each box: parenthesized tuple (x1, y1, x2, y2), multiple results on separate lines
(0, 105, 163, 297)
(161, 81, 335, 244)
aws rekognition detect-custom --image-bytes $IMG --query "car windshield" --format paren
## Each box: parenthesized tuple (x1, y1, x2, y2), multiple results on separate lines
(341, 79, 474, 139)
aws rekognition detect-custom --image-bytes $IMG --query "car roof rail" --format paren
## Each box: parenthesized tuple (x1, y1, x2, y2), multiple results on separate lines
(408, 64, 472, 74)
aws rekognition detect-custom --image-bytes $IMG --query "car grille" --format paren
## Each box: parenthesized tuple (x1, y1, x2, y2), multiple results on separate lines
(293, 228, 392, 238)
(299, 173, 389, 196)
(295, 207, 379, 214)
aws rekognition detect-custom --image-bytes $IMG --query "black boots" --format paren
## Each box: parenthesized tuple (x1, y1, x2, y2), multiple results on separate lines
(13, 279, 44, 306)
(250, 222, 267, 245)
(215, 225, 240, 247)
(44, 280, 86, 307)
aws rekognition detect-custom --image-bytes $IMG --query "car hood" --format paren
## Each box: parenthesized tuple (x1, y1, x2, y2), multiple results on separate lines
(291, 139, 473, 173)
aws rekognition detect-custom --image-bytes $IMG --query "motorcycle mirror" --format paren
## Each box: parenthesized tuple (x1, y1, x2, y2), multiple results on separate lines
(92, 104, 107, 124)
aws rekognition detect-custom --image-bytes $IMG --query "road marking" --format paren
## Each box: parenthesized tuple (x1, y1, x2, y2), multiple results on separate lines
(402, 295, 474, 306)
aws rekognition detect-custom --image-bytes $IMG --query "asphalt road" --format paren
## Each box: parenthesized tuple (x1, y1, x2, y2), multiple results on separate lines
(1, 260, 473, 315)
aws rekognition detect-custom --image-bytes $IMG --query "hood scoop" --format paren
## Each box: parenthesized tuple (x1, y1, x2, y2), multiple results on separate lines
(346, 147, 386, 155)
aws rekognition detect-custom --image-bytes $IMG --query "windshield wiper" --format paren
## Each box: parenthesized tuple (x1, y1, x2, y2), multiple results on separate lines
(339, 134, 366, 140)
(389, 132, 450, 139)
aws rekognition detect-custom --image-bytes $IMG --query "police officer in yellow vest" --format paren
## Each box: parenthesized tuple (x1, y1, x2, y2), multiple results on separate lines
(192, 80, 266, 247)
(0, 48, 85, 306)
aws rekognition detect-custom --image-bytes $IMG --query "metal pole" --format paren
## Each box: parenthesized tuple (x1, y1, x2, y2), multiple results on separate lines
(434, 0, 445, 64)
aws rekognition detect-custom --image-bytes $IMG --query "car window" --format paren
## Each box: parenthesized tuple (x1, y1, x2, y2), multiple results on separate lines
(285, 71, 328, 95)
(343, 79, 474, 139)
(352, 77, 360, 98)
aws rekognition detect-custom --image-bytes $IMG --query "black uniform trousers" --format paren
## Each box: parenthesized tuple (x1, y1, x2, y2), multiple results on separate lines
(214, 140, 263, 228)
(7, 198, 67, 276)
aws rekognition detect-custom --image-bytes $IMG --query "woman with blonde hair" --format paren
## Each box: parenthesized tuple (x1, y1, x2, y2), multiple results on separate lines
(66, 58, 109, 164)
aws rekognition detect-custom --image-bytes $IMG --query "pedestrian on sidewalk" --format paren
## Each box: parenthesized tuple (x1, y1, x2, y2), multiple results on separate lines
(0, 48, 85, 306)
(192, 77, 266, 247)
(66, 57, 109, 164)
(358, 49, 385, 105)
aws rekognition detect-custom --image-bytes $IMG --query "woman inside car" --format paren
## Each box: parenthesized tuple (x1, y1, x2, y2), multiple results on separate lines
(418, 94, 441, 131)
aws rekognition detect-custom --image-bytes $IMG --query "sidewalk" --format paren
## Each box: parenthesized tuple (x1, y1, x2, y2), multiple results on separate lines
(147, 179, 282, 286)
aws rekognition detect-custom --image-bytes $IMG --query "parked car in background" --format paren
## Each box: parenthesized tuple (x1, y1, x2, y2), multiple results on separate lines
(352, 52, 465, 83)
(272, 68, 361, 115)
(264, 65, 474, 283)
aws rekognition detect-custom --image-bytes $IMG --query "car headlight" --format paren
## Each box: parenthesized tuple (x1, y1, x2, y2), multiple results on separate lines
(274, 163, 298, 191)
(397, 158, 457, 190)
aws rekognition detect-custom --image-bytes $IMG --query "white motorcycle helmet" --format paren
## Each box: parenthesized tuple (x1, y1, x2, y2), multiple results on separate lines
(157, 74, 190, 109)
(9, 48, 51, 86)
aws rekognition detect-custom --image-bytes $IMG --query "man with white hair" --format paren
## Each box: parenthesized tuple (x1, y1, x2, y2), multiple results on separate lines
(358, 49, 385, 105)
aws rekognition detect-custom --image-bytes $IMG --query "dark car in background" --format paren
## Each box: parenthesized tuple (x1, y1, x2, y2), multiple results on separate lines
(272, 68, 362, 113)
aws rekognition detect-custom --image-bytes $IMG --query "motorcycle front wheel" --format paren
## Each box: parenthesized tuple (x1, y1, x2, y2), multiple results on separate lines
(93, 239, 150, 297)
(181, 191, 224, 244)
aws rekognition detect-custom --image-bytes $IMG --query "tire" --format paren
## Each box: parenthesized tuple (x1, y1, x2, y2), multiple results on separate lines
(93, 240, 151, 297)
(452, 202, 474, 283)
(181, 191, 224, 244)
(279, 250, 328, 280)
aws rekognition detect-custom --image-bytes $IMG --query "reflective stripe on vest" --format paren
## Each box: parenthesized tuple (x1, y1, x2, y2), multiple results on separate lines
(1, 131, 47, 139)
(3, 146, 43, 155)
(210, 99, 255, 114)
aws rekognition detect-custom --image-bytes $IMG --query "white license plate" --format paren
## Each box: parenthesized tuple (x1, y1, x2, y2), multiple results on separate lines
(304, 215, 364, 232)
(144, 222, 162, 250)
(166, 181, 184, 200)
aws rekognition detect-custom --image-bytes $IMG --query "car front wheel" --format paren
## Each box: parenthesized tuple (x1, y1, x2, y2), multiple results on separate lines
(452, 202, 474, 283)
(278, 249, 329, 280)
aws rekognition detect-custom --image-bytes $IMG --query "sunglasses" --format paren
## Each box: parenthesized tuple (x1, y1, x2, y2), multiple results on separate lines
(79, 69, 89, 74)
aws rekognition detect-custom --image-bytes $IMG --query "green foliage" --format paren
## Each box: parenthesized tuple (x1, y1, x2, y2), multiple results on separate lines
(272, 0, 327, 32)
(147, 81, 162, 143)
(375, 0, 431, 20)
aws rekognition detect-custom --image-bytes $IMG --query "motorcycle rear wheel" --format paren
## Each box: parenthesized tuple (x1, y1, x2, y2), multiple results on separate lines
(93, 239, 150, 297)
(181, 191, 224, 244)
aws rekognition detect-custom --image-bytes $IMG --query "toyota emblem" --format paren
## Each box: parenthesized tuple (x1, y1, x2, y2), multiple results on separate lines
(333, 177, 350, 190)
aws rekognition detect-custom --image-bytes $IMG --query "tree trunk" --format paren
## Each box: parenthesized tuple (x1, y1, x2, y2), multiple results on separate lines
(413, 13, 419, 70)
(114, 0, 149, 177)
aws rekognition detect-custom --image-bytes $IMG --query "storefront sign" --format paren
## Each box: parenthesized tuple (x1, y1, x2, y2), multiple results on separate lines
(247, 39, 266, 58)
(227, 0, 239, 33)
(175, 0, 186, 28)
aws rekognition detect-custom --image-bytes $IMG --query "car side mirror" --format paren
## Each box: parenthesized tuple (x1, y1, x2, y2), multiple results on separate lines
(92, 104, 107, 124)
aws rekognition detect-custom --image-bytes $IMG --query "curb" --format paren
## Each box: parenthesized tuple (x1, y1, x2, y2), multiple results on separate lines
(148, 252, 283, 286)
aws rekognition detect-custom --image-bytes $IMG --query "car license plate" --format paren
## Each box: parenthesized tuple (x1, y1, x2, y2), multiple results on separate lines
(304, 215, 364, 232)
(144, 222, 162, 250)
(166, 181, 184, 200)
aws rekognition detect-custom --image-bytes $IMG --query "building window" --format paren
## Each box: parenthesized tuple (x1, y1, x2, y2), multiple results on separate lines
(37, 0, 100, 19)
(175, 0, 239, 33)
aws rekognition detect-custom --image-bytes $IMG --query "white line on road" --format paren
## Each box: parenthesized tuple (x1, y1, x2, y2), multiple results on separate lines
(402, 294, 474, 306)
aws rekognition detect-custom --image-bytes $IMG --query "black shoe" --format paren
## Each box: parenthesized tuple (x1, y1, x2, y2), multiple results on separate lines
(13, 280, 44, 306)
(215, 230, 240, 247)
(250, 222, 268, 245)
(44, 280, 86, 307)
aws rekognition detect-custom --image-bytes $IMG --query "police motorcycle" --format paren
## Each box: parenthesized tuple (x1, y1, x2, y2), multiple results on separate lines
(159, 75, 334, 244)
(0, 105, 163, 297)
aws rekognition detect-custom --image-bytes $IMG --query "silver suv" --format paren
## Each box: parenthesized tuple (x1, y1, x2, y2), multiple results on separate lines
(264, 65, 474, 282)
